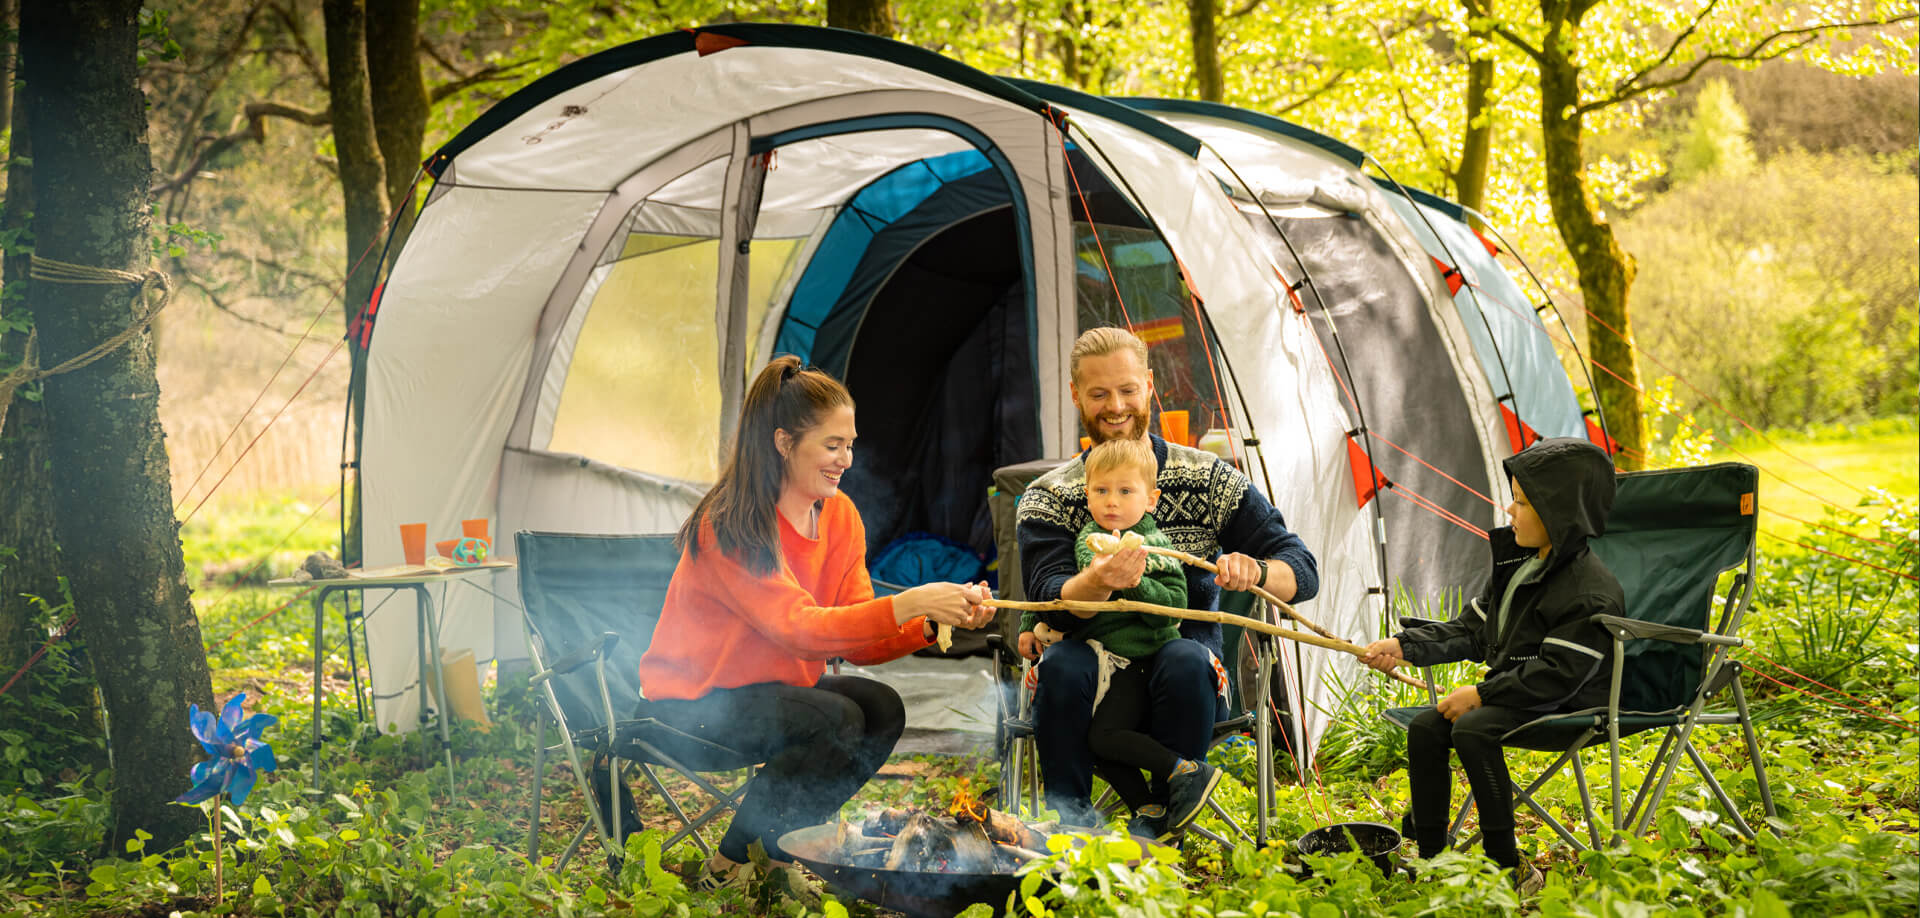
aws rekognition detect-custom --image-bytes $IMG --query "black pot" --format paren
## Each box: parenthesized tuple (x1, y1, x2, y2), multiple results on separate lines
(1294, 821, 1401, 876)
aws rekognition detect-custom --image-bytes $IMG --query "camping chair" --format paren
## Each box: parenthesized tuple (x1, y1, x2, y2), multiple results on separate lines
(985, 458, 1283, 849)
(516, 531, 757, 870)
(1385, 462, 1778, 852)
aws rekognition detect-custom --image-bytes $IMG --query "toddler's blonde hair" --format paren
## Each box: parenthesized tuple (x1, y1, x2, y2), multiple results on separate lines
(1085, 437, 1156, 485)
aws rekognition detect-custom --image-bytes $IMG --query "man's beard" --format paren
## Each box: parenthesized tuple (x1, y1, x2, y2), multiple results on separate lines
(1080, 408, 1148, 445)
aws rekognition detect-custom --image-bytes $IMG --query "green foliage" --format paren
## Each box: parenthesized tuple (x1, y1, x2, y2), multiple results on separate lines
(6, 460, 1918, 914)
(1671, 79, 1758, 183)
(0, 581, 105, 799)
(1623, 150, 1920, 429)
(1748, 495, 1918, 717)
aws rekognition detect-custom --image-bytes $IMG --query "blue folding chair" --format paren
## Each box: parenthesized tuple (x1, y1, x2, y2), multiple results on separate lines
(516, 531, 756, 870)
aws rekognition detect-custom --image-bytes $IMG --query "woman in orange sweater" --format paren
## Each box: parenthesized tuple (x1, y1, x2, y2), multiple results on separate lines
(637, 356, 994, 886)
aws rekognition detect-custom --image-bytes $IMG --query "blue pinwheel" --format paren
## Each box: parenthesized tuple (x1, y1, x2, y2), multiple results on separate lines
(176, 693, 278, 806)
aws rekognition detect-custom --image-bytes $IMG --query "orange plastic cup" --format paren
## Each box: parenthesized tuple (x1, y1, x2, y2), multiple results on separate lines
(1160, 410, 1190, 447)
(461, 518, 489, 541)
(400, 523, 427, 566)
(435, 538, 460, 559)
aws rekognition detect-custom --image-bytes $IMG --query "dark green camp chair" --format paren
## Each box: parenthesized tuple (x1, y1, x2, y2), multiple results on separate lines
(1385, 462, 1778, 851)
(517, 531, 756, 870)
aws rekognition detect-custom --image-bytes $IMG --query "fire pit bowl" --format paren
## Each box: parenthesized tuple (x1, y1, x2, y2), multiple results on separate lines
(1294, 821, 1401, 876)
(780, 823, 1029, 918)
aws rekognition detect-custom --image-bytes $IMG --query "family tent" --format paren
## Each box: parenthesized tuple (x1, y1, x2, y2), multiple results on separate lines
(1117, 99, 1603, 608)
(345, 24, 1593, 760)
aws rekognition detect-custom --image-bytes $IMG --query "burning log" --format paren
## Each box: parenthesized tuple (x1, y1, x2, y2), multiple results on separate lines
(864, 807, 914, 837)
(843, 783, 1051, 874)
(948, 781, 1046, 851)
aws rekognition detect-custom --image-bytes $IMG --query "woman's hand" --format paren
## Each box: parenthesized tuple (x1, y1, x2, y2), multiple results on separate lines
(1359, 637, 1403, 673)
(895, 581, 995, 629)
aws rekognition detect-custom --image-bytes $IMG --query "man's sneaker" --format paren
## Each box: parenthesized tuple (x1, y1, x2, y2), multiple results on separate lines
(1512, 864, 1545, 896)
(1165, 760, 1224, 832)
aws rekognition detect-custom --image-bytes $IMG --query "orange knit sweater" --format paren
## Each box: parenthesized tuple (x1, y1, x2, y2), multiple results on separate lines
(638, 491, 932, 701)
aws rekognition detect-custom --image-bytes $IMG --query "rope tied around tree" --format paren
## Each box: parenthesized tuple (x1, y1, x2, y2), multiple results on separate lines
(0, 256, 173, 438)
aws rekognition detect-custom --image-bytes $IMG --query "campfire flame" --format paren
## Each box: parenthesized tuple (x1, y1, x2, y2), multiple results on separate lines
(947, 780, 990, 824)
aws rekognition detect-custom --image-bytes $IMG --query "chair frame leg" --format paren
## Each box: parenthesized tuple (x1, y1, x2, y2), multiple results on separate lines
(528, 713, 547, 861)
(556, 819, 594, 872)
(1252, 630, 1274, 848)
(634, 760, 716, 858)
(1732, 676, 1778, 822)
(1684, 741, 1754, 839)
(1569, 747, 1603, 850)
(1508, 746, 1589, 852)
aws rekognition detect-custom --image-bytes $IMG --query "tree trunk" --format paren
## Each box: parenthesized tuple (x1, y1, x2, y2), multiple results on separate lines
(18, 0, 214, 851)
(324, 0, 389, 565)
(1189, 0, 1222, 102)
(365, 0, 425, 233)
(323, 0, 389, 322)
(1537, 13, 1645, 467)
(1, 85, 60, 706)
(0, 0, 16, 138)
(1055, 0, 1087, 90)
(1455, 1, 1493, 215)
(827, 0, 895, 37)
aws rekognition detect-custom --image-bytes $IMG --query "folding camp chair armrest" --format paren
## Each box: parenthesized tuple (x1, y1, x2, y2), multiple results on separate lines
(530, 631, 622, 685)
(1591, 614, 1743, 647)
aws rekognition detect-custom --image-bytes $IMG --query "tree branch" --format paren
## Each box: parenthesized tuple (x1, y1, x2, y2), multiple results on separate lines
(1487, 21, 1543, 62)
(1606, 0, 1722, 101)
(1371, 21, 1443, 168)
(267, 0, 328, 91)
(1580, 14, 1917, 114)
(179, 277, 305, 338)
(1225, 0, 1263, 18)
(1271, 69, 1346, 115)
(151, 101, 331, 195)
(428, 58, 536, 104)
(212, 249, 336, 290)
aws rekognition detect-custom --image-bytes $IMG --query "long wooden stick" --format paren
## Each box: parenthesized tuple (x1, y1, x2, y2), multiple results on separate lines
(1137, 545, 1340, 642)
(989, 597, 1437, 692)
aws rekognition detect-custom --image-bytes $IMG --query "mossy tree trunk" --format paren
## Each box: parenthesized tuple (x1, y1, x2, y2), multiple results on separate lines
(18, 0, 214, 850)
(324, 0, 389, 565)
(1535, 0, 1645, 466)
(1, 89, 65, 707)
(366, 0, 425, 242)
(1189, 0, 1222, 102)
(1455, 0, 1494, 215)
(828, 0, 895, 37)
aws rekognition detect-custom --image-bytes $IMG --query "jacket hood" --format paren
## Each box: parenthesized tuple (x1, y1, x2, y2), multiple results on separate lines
(1503, 437, 1616, 566)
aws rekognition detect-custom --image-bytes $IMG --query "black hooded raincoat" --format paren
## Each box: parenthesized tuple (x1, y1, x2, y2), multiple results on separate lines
(1397, 438, 1626, 713)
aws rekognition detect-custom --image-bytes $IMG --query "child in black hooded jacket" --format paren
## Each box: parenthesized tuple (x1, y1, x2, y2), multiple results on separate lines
(1362, 438, 1624, 891)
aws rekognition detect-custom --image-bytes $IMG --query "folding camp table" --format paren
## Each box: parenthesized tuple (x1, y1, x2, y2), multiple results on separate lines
(271, 561, 512, 799)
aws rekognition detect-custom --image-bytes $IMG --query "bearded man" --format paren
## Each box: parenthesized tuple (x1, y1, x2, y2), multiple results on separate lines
(1015, 326, 1319, 830)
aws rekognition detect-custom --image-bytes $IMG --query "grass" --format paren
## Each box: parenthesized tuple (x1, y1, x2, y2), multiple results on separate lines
(5, 421, 1915, 917)
(1709, 426, 1918, 542)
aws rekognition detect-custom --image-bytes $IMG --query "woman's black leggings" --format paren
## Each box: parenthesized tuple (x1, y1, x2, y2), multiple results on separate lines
(630, 675, 905, 863)
(1405, 705, 1530, 869)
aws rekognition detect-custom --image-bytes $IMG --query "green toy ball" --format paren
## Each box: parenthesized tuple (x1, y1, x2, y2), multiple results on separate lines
(452, 537, 490, 566)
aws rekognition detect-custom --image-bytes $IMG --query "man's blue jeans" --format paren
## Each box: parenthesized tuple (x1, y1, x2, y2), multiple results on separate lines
(1032, 637, 1225, 824)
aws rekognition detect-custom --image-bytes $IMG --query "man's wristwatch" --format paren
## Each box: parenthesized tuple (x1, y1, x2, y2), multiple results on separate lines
(1255, 558, 1269, 589)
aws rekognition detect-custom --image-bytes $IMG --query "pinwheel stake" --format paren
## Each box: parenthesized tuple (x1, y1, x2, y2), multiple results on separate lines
(175, 693, 278, 904)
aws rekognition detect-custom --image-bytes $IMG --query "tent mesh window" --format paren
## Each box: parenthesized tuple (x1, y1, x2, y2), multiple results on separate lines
(544, 159, 806, 484)
(1067, 151, 1228, 449)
